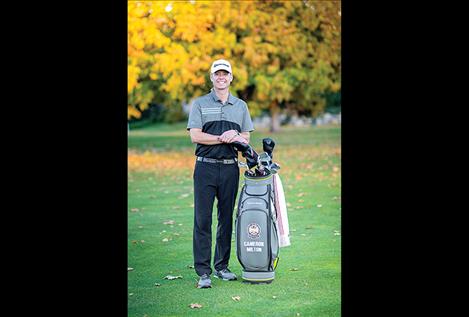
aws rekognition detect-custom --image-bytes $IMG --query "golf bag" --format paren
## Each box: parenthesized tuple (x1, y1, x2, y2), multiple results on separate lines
(235, 170, 279, 283)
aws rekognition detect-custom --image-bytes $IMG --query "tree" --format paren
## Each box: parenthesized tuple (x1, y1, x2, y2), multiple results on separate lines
(127, 0, 341, 132)
(229, 0, 341, 131)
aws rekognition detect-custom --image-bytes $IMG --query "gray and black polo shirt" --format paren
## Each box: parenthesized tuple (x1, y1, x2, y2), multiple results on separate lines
(187, 89, 254, 159)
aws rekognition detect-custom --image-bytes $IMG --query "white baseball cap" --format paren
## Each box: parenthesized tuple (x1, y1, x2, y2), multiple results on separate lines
(210, 59, 232, 74)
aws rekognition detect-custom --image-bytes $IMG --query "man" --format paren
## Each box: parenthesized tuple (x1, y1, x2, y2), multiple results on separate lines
(187, 59, 254, 288)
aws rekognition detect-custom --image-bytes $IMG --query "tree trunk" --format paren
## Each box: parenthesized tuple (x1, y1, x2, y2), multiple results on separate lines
(270, 101, 281, 133)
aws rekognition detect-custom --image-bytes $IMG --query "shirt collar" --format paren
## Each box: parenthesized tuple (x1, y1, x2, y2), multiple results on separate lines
(210, 88, 234, 105)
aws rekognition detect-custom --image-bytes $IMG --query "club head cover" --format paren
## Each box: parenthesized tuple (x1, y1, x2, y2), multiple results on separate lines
(262, 138, 275, 160)
(232, 141, 258, 169)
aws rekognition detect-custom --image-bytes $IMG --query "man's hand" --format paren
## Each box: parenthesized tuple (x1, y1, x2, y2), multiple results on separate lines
(218, 129, 240, 143)
(230, 135, 248, 144)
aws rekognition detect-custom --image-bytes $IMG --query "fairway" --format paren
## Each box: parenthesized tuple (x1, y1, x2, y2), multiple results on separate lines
(128, 123, 341, 316)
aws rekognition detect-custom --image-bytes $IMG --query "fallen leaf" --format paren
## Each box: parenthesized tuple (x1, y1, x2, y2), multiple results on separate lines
(140, 240, 145, 243)
(154, 283, 161, 287)
(128, 267, 134, 271)
(187, 265, 194, 269)
(138, 225, 144, 229)
(164, 275, 183, 280)
(179, 193, 190, 198)
(189, 303, 202, 309)
(173, 233, 180, 236)
(298, 199, 304, 203)
(232, 296, 241, 301)
(317, 204, 322, 208)
(130, 208, 139, 212)
(162, 238, 169, 242)
(272, 296, 277, 299)
(163, 220, 175, 225)
(297, 192, 305, 197)
(129, 293, 134, 296)
(131, 240, 138, 244)
(334, 230, 341, 236)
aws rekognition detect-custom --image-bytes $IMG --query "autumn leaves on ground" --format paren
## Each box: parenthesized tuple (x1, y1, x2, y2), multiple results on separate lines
(128, 123, 341, 317)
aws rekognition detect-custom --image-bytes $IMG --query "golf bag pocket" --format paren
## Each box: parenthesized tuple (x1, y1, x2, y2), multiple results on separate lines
(244, 184, 268, 196)
(236, 209, 278, 271)
(240, 197, 269, 210)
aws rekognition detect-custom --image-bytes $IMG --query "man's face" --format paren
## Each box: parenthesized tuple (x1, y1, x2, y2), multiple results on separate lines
(211, 70, 232, 89)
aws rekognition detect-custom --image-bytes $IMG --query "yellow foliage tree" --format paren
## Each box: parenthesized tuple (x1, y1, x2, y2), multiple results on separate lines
(128, 0, 341, 131)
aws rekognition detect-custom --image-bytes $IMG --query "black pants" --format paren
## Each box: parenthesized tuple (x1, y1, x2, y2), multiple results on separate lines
(193, 160, 240, 276)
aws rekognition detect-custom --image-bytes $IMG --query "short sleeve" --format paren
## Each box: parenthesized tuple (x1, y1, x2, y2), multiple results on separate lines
(241, 103, 254, 132)
(187, 100, 202, 130)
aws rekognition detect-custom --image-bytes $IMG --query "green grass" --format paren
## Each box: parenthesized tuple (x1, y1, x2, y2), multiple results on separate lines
(128, 123, 341, 317)
(128, 122, 340, 152)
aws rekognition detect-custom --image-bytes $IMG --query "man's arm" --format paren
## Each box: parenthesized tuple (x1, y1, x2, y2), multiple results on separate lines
(218, 130, 250, 144)
(189, 128, 223, 145)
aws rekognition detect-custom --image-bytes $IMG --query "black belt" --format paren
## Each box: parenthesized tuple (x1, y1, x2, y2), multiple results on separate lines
(197, 157, 237, 164)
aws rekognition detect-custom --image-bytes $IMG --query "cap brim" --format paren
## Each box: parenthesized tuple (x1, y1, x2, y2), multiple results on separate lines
(211, 67, 231, 73)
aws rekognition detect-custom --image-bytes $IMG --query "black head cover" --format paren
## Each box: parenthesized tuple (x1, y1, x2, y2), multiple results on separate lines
(262, 138, 275, 160)
(232, 141, 259, 169)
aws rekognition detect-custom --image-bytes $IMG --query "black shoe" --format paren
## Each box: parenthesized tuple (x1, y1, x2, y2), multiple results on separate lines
(214, 268, 237, 281)
(197, 273, 211, 288)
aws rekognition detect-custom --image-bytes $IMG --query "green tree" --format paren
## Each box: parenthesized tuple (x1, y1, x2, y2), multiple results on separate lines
(229, 0, 341, 131)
